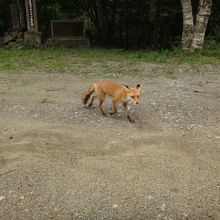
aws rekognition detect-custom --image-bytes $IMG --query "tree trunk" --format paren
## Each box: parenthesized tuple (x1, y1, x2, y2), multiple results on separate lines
(180, 0, 212, 50)
(191, 0, 212, 49)
(180, 0, 194, 50)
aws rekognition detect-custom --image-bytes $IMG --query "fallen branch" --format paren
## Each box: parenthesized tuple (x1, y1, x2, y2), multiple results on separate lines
(46, 88, 65, 92)
(193, 90, 216, 94)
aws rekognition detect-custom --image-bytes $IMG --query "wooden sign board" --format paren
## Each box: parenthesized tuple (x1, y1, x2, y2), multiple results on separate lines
(51, 21, 84, 38)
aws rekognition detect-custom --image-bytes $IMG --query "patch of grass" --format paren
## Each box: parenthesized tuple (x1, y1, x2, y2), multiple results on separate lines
(165, 68, 174, 75)
(51, 60, 72, 73)
(163, 68, 177, 79)
(21, 80, 29, 86)
(166, 74, 177, 80)
(126, 49, 172, 63)
(9, 79, 17, 83)
(0, 63, 11, 71)
(169, 187, 179, 193)
(200, 56, 218, 64)
(0, 46, 219, 76)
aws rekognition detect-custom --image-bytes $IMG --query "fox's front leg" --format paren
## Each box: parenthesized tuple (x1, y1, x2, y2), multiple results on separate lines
(123, 102, 135, 123)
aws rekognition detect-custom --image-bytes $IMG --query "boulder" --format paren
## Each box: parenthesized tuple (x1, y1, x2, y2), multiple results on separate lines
(3, 34, 13, 43)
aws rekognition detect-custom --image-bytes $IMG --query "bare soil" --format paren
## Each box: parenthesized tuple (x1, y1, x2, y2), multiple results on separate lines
(0, 68, 220, 220)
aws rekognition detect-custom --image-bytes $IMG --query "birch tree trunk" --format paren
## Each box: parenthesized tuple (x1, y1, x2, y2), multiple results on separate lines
(180, 0, 212, 50)
(191, 0, 212, 49)
(180, 0, 194, 50)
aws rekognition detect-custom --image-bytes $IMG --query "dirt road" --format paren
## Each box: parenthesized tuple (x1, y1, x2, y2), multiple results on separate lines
(0, 69, 220, 219)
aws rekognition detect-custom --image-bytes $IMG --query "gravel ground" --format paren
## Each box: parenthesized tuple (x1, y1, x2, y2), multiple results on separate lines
(0, 67, 220, 220)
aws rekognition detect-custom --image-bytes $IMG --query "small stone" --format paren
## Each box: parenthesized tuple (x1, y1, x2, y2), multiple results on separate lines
(161, 204, 166, 211)
(183, 213, 188, 218)
(112, 204, 119, 208)
(146, 195, 154, 200)
(208, 135, 212, 138)
(0, 196, 6, 201)
(2, 128, 8, 131)
(215, 136, 220, 139)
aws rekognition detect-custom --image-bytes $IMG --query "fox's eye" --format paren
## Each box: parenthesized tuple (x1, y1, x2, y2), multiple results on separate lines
(131, 96, 135, 98)
(137, 95, 140, 98)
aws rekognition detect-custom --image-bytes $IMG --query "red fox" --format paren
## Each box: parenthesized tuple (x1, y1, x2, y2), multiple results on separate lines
(81, 80, 141, 123)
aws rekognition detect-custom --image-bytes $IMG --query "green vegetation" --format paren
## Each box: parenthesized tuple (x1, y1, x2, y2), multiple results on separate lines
(1, 1, 220, 50)
(0, 46, 220, 77)
(169, 187, 180, 193)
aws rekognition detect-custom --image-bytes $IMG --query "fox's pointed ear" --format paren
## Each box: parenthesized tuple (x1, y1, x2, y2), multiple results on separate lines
(136, 84, 141, 88)
(125, 85, 129, 88)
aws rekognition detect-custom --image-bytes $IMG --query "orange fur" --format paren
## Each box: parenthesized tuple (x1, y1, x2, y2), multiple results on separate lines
(81, 80, 141, 123)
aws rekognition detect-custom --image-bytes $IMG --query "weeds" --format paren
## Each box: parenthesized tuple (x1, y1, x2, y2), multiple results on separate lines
(0, 46, 219, 76)
(166, 74, 177, 80)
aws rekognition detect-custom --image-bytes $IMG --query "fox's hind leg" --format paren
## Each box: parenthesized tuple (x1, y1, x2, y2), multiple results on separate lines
(88, 95, 106, 116)
(98, 96, 107, 116)
(88, 95, 98, 107)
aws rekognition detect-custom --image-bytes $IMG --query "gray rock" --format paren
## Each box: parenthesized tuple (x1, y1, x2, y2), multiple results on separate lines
(4, 35, 13, 43)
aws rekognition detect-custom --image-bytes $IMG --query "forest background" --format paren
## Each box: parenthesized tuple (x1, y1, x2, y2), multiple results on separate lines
(0, 0, 219, 51)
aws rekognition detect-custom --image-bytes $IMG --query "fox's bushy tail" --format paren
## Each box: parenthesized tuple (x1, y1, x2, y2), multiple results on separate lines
(81, 84, 95, 105)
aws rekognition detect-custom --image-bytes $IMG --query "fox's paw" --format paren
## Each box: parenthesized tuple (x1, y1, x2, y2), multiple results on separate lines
(109, 112, 117, 116)
(128, 119, 135, 123)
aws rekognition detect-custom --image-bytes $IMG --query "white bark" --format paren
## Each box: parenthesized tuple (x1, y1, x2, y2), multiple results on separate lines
(180, 0, 194, 50)
(191, 0, 212, 49)
(180, 0, 212, 50)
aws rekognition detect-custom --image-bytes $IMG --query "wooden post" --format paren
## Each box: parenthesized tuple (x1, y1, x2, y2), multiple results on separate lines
(24, 0, 41, 45)
(25, 0, 38, 32)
